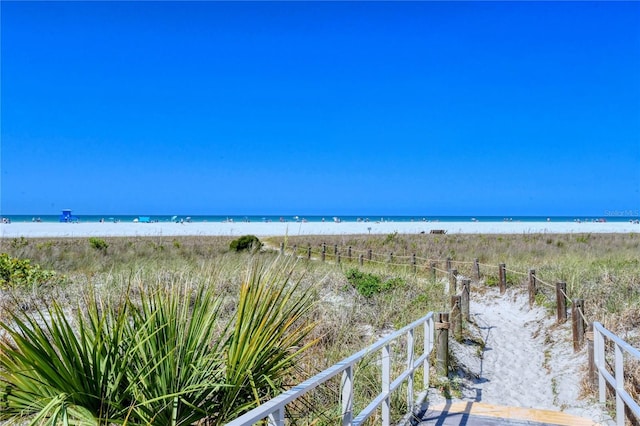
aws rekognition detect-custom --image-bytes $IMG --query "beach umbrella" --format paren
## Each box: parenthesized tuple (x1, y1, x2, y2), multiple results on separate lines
(171, 215, 178, 222)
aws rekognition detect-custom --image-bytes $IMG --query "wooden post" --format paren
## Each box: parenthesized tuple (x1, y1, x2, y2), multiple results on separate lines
(321, 246, 326, 262)
(498, 263, 506, 294)
(279, 242, 284, 255)
(528, 269, 537, 308)
(587, 323, 596, 388)
(461, 279, 471, 322)
(348, 246, 352, 260)
(556, 282, 567, 323)
(334, 244, 338, 256)
(368, 249, 372, 261)
(358, 254, 363, 266)
(450, 296, 462, 340)
(449, 269, 458, 294)
(388, 252, 393, 263)
(430, 262, 437, 281)
(307, 246, 312, 260)
(292, 244, 297, 258)
(436, 312, 449, 376)
(446, 257, 452, 271)
(322, 242, 326, 254)
(412, 253, 417, 273)
(572, 299, 585, 352)
(474, 258, 480, 279)
(337, 252, 341, 264)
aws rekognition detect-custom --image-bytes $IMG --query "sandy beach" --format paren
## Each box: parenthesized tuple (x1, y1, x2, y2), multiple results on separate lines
(1, 220, 638, 238)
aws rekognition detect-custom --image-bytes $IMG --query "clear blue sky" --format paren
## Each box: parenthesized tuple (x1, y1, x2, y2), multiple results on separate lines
(2, 1, 639, 216)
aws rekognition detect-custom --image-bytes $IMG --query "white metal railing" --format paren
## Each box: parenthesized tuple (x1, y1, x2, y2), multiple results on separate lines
(225, 312, 435, 426)
(593, 322, 640, 426)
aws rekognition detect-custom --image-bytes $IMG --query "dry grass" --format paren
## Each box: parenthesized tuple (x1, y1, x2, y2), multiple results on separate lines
(268, 233, 640, 333)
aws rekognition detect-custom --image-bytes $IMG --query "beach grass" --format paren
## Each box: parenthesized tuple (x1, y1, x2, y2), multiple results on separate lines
(269, 233, 640, 333)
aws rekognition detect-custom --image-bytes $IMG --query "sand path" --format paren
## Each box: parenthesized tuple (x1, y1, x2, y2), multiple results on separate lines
(469, 291, 554, 408)
(427, 287, 614, 424)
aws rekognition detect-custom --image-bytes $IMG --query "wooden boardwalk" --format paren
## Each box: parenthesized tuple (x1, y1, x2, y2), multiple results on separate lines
(415, 402, 598, 426)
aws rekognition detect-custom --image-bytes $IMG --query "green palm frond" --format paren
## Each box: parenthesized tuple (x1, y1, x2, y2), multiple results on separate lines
(221, 256, 317, 422)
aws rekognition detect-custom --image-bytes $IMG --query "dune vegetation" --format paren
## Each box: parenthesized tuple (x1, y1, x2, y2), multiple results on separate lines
(0, 232, 638, 424)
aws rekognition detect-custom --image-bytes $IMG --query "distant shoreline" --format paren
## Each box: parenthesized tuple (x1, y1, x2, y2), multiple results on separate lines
(3, 214, 639, 225)
(1, 221, 638, 238)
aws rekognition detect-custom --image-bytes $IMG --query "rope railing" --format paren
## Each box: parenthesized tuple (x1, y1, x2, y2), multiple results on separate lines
(505, 267, 528, 277)
(449, 259, 476, 265)
(578, 305, 589, 325)
(414, 255, 445, 263)
(476, 261, 499, 269)
(282, 242, 597, 333)
(283, 241, 602, 336)
(432, 266, 450, 275)
(533, 275, 555, 290)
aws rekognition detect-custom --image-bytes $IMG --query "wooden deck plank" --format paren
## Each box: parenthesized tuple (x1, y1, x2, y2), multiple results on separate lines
(416, 402, 598, 425)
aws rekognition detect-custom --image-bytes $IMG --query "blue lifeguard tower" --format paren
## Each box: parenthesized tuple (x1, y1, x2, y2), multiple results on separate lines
(59, 209, 78, 222)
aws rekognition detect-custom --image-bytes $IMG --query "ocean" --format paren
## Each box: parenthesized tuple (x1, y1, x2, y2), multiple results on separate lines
(4, 214, 638, 224)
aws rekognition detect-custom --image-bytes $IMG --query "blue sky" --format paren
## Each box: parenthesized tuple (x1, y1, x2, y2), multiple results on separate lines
(2, 1, 639, 216)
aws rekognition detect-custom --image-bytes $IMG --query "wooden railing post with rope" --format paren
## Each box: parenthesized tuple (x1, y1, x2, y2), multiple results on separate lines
(556, 281, 567, 323)
(528, 269, 537, 308)
(498, 263, 507, 294)
(461, 279, 471, 322)
(450, 295, 462, 340)
(436, 312, 450, 376)
(572, 299, 586, 352)
(449, 269, 458, 294)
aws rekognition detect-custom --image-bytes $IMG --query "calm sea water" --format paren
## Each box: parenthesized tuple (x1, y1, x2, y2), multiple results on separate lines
(4, 214, 638, 224)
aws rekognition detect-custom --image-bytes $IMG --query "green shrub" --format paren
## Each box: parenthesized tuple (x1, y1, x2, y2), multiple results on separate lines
(576, 234, 591, 244)
(10, 236, 28, 249)
(230, 235, 262, 252)
(88, 237, 108, 251)
(345, 268, 405, 298)
(0, 253, 62, 289)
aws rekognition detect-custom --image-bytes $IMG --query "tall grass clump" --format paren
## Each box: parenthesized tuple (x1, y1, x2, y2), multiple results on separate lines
(0, 255, 316, 425)
(220, 258, 316, 421)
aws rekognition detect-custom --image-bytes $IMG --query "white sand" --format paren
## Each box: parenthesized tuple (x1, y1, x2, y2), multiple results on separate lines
(427, 286, 614, 424)
(1, 220, 638, 238)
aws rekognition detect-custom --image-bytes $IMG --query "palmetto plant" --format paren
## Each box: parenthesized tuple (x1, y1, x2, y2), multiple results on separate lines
(124, 281, 227, 425)
(0, 255, 316, 425)
(220, 258, 316, 422)
(0, 294, 135, 425)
